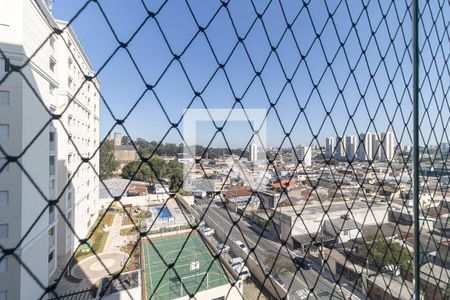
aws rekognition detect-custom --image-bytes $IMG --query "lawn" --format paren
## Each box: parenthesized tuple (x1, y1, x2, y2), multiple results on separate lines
(75, 212, 115, 259)
(120, 227, 138, 236)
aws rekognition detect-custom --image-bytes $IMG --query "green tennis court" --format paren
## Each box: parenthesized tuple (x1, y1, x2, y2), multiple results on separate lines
(142, 232, 232, 299)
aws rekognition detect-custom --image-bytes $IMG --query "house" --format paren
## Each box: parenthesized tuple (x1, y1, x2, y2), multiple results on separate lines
(224, 186, 260, 213)
(271, 179, 296, 190)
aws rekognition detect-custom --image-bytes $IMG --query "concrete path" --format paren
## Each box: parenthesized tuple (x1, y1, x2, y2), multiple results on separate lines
(71, 252, 127, 281)
(71, 213, 130, 281)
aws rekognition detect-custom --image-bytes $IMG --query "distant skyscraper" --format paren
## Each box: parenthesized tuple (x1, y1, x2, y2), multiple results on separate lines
(441, 142, 448, 154)
(114, 132, 122, 146)
(381, 132, 395, 161)
(250, 143, 258, 162)
(371, 133, 382, 161)
(325, 137, 335, 157)
(357, 132, 372, 161)
(345, 135, 357, 160)
(293, 145, 312, 167)
(335, 135, 345, 159)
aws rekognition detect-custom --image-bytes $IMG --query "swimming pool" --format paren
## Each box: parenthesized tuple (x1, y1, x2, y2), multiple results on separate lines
(155, 207, 172, 219)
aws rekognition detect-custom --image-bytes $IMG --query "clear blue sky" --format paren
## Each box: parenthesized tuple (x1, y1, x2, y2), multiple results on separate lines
(51, 0, 429, 149)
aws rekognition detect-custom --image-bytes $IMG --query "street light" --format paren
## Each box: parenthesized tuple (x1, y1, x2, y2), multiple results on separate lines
(314, 218, 324, 267)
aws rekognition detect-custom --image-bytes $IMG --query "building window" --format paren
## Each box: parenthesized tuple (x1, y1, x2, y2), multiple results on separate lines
(0, 57, 10, 72)
(0, 224, 8, 239)
(49, 83, 57, 96)
(49, 179, 55, 198)
(49, 132, 56, 152)
(0, 91, 9, 105)
(0, 124, 9, 139)
(49, 156, 55, 176)
(68, 77, 73, 90)
(0, 290, 7, 300)
(0, 258, 7, 272)
(49, 57, 56, 73)
(50, 36, 55, 49)
(48, 250, 54, 263)
(0, 191, 8, 206)
(48, 227, 54, 236)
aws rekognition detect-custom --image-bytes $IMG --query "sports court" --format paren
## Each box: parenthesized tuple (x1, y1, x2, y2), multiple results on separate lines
(142, 232, 232, 299)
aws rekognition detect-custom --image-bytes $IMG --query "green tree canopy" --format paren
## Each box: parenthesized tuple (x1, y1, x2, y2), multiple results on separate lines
(362, 236, 412, 272)
(120, 157, 183, 190)
(100, 140, 118, 179)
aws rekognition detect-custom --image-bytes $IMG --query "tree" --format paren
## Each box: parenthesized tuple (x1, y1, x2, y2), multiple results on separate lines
(121, 135, 131, 145)
(121, 156, 166, 182)
(166, 160, 184, 192)
(100, 140, 118, 179)
(362, 236, 412, 272)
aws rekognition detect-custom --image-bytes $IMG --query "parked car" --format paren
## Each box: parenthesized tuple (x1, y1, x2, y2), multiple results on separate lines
(235, 240, 249, 254)
(294, 256, 312, 270)
(216, 243, 230, 253)
(233, 264, 251, 280)
(194, 190, 207, 199)
(228, 257, 244, 270)
(202, 227, 215, 236)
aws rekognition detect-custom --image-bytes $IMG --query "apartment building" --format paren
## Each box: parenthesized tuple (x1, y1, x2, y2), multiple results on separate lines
(357, 132, 373, 161)
(335, 135, 345, 159)
(0, 1, 99, 299)
(292, 145, 311, 167)
(325, 136, 335, 158)
(381, 131, 395, 162)
(249, 143, 258, 162)
(345, 135, 357, 160)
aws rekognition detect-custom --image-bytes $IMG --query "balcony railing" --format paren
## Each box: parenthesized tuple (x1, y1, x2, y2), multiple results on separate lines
(49, 210, 56, 225)
(48, 234, 55, 251)
(48, 256, 56, 276)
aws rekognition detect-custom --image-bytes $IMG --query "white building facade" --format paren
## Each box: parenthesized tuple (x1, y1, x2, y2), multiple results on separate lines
(381, 131, 394, 161)
(0, 1, 99, 299)
(325, 136, 335, 158)
(249, 143, 258, 162)
(371, 133, 382, 161)
(357, 132, 372, 161)
(293, 145, 311, 167)
(345, 135, 357, 160)
(335, 135, 345, 159)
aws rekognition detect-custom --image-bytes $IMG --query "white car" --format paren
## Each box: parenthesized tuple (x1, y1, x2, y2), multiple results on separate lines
(235, 240, 249, 254)
(233, 264, 251, 280)
(216, 243, 230, 253)
(202, 227, 215, 236)
(228, 257, 244, 270)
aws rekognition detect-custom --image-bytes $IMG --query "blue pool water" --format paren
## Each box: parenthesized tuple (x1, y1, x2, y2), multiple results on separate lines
(155, 207, 172, 219)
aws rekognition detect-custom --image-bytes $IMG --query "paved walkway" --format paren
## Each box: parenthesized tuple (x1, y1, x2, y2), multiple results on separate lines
(71, 213, 131, 281)
(71, 252, 127, 281)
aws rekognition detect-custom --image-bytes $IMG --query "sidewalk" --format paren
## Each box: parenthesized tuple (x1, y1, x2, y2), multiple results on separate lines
(70, 213, 129, 281)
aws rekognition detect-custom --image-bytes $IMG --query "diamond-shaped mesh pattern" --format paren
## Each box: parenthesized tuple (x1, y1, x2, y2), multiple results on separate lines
(0, 0, 449, 299)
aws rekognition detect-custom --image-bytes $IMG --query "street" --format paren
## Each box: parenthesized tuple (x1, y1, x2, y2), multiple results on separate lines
(192, 199, 351, 299)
